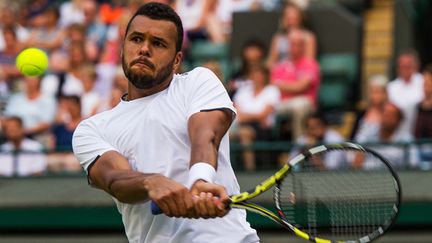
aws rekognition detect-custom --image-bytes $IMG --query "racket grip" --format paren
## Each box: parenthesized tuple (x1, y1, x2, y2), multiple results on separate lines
(151, 201, 163, 215)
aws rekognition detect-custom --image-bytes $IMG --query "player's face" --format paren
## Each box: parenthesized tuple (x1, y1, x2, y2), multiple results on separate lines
(122, 16, 181, 90)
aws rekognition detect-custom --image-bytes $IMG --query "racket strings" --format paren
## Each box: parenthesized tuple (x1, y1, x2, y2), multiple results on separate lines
(276, 149, 399, 241)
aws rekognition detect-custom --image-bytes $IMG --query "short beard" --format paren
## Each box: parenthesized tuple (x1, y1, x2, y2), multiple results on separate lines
(122, 56, 174, 90)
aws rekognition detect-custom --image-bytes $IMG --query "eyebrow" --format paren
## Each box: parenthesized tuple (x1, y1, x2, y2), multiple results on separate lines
(127, 31, 169, 44)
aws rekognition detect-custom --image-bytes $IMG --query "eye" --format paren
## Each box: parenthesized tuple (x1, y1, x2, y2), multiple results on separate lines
(130, 36, 142, 43)
(153, 40, 166, 48)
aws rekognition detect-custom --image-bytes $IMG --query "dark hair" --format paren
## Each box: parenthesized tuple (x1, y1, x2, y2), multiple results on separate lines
(304, 112, 328, 127)
(60, 95, 81, 106)
(242, 38, 266, 55)
(5, 116, 23, 127)
(124, 2, 183, 52)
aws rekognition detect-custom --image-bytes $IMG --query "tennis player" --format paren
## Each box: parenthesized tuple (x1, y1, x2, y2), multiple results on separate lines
(72, 2, 259, 243)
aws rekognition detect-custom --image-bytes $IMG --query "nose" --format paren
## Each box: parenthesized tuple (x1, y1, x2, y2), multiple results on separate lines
(139, 41, 151, 57)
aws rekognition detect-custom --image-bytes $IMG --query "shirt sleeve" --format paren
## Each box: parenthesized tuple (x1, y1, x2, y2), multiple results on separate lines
(72, 119, 118, 172)
(186, 67, 236, 119)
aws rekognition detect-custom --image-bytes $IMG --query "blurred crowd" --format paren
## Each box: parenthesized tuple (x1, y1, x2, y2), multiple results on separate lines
(0, 0, 431, 176)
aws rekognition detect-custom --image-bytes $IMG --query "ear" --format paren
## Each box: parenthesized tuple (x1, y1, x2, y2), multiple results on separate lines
(173, 52, 183, 72)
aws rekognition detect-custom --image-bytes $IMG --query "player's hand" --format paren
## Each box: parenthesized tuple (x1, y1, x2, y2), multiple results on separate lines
(146, 174, 196, 218)
(190, 180, 230, 218)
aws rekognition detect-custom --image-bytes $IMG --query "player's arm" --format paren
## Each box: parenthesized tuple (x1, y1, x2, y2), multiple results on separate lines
(88, 151, 196, 217)
(187, 109, 232, 217)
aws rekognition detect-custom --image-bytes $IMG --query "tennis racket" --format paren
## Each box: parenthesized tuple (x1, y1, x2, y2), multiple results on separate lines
(151, 142, 401, 243)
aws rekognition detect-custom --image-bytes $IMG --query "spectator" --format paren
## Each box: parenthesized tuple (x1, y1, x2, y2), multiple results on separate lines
(351, 75, 388, 142)
(98, 0, 125, 25)
(270, 29, 320, 139)
(227, 39, 266, 98)
(176, 0, 226, 43)
(232, 64, 281, 171)
(267, 2, 316, 68)
(4, 76, 57, 147)
(25, 6, 64, 54)
(41, 41, 89, 98)
(64, 23, 99, 63)
(0, 116, 47, 177)
(387, 50, 424, 136)
(414, 64, 432, 168)
(0, 2, 30, 52)
(0, 27, 22, 86)
(59, 0, 85, 28)
(354, 102, 419, 168)
(290, 112, 345, 170)
(79, 64, 102, 118)
(48, 95, 82, 172)
(81, 0, 108, 62)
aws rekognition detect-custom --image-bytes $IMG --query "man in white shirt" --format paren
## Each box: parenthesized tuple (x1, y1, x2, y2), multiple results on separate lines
(387, 50, 424, 135)
(72, 3, 259, 243)
(0, 116, 46, 177)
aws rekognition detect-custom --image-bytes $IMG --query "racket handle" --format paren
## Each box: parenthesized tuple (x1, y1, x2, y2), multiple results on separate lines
(151, 201, 163, 215)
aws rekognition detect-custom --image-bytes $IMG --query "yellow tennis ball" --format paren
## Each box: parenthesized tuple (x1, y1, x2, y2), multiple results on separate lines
(16, 48, 49, 76)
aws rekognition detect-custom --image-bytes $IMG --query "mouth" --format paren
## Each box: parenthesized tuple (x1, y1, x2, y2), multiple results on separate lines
(131, 58, 155, 70)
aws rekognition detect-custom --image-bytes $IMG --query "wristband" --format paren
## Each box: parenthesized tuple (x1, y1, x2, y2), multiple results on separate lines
(187, 162, 216, 188)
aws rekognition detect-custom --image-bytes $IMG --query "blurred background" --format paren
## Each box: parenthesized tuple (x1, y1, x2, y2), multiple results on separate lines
(0, 0, 431, 242)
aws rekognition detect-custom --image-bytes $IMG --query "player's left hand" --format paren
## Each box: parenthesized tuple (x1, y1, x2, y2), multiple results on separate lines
(190, 180, 230, 218)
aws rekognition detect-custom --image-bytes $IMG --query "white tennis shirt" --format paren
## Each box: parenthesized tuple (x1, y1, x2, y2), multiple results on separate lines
(72, 67, 259, 243)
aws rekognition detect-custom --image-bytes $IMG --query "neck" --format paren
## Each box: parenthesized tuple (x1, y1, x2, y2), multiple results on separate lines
(127, 75, 173, 100)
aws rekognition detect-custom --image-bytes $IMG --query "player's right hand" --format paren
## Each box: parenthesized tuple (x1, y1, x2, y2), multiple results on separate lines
(190, 180, 230, 218)
(145, 174, 197, 218)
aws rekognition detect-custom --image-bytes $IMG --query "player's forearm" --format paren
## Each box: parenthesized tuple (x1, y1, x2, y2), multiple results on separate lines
(189, 130, 219, 168)
(103, 170, 159, 204)
(188, 110, 232, 169)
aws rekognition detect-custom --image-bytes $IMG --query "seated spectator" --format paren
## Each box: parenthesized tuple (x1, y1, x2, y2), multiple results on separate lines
(415, 64, 432, 138)
(0, 2, 30, 52)
(414, 64, 432, 169)
(79, 64, 102, 118)
(351, 75, 388, 141)
(25, 6, 64, 54)
(0, 26, 22, 94)
(48, 95, 82, 172)
(232, 64, 281, 171)
(176, 0, 226, 44)
(387, 50, 424, 136)
(267, 2, 316, 68)
(354, 102, 419, 168)
(227, 39, 266, 98)
(4, 76, 57, 147)
(41, 41, 89, 98)
(81, 0, 108, 62)
(270, 29, 320, 139)
(0, 116, 47, 177)
(59, 0, 85, 28)
(290, 112, 345, 170)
